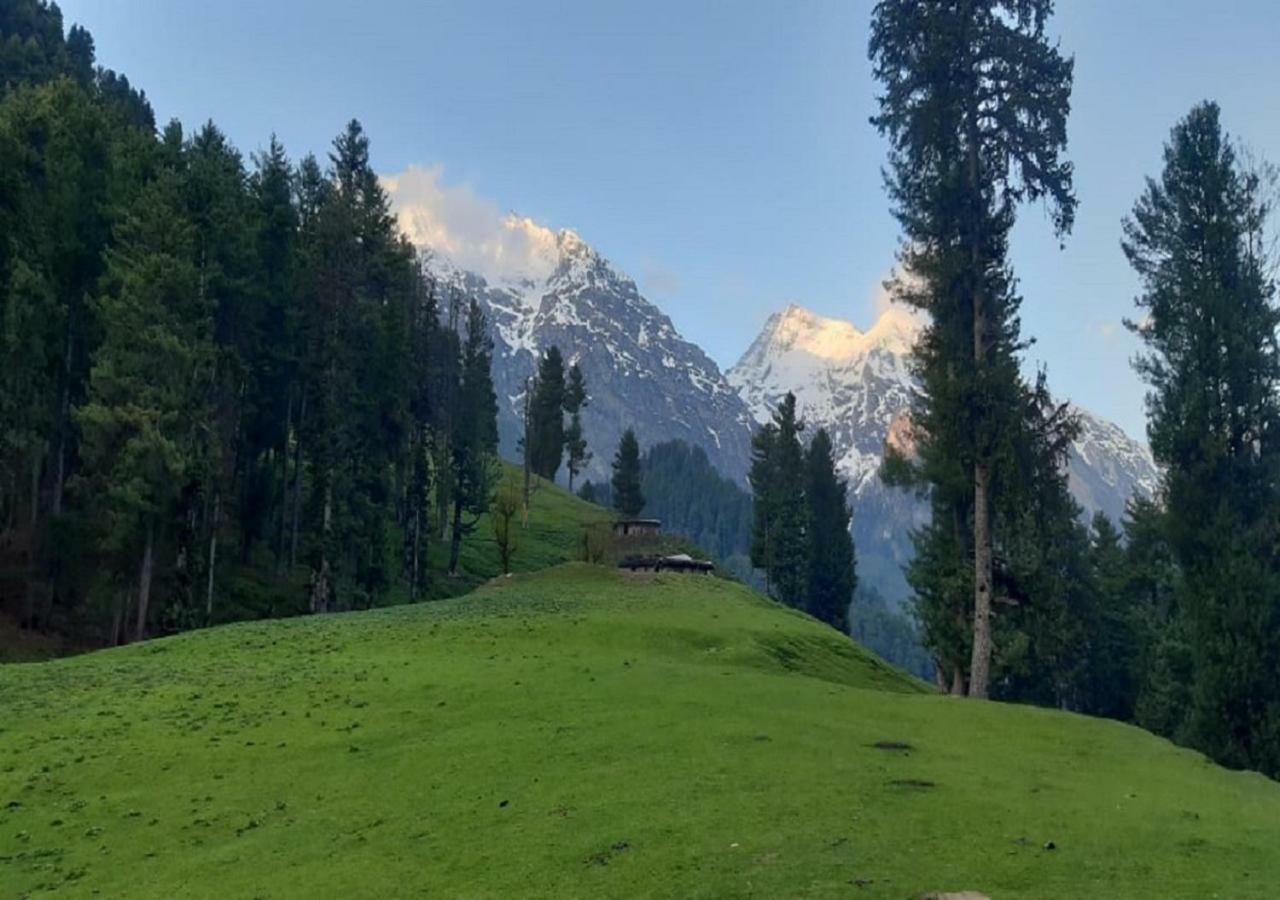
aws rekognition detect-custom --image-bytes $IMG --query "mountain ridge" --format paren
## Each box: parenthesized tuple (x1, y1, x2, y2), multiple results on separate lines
(420, 231, 756, 486)
(727, 301, 1160, 601)
(416, 226, 1158, 603)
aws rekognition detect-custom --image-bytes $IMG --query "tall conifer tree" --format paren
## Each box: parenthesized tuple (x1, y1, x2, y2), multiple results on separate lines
(610, 429, 644, 518)
(563, 363, 590, 492)
(870, 0, 1077, 697)
(529, 346, 566, 480)
(1124, 102, 1280, 775)
(805, 428, 856, 632)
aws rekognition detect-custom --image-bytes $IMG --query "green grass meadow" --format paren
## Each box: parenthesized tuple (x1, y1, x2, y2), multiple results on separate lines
(2, 562, 1278, 898)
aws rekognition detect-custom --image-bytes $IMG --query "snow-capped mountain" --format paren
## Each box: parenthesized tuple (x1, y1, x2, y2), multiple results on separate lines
(421, 229, 755, 486)
(728, 303, 1159, 602)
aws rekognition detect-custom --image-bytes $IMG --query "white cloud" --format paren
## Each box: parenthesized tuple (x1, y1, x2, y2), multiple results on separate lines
(381, 165, 560, 284)
(868, 268, 929, 330)
(639, 259, 681, 298)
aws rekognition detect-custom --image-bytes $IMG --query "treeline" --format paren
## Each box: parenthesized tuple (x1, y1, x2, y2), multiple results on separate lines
(0, 2, 500, 646)
(870, 0, 1280, 777)
(580, 437, 753, 577)
(748, 394, 856, 632)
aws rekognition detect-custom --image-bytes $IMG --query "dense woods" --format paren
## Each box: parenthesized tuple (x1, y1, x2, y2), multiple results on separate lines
(0, 1, 499, 645)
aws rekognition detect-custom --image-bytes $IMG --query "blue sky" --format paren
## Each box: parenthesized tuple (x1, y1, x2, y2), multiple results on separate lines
(59, 0, 1280, 438)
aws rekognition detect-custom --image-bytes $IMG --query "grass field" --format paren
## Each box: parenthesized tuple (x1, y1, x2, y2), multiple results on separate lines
(2, 563, 1278, 898)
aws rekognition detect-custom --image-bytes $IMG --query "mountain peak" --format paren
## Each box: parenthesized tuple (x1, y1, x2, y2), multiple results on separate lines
(740, 304, 920, 377)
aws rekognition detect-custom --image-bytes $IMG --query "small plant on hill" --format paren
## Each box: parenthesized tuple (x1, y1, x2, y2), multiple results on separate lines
(491, 472, 522, 575)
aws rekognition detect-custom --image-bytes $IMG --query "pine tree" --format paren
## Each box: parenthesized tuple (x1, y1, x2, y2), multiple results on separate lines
(447, 299, 498, 575)
(870, 0, 1077, 697)
(529, 346, 566, 480)
(1124, 497, 1189, 740)
(0, 80, 111, 543)
(748, 393, 807, 608)
(180, 120, 255, 622)
(610, 429, 644, 518)
(562, 363, 590, 492)
(404, 270, 437, 600)
(804, 429, 855, 632)
(1124, 102, 1280, 775)
(245, 135, 298, 578)
(1077, 513, 1141, 720)
(748, 422, 779, 596)
(74, 173, 211, 641)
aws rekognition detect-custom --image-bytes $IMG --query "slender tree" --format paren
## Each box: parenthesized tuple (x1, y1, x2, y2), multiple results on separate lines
(491, 471, 522, 575)
(870, 0, 1077, 697)
(805, 428, 856, 631)
(563, 362, 590, 493)
(610, 429, 644, 518)
(447, 299, 498, 575)
(529, 346, 567, 480)
(748, 393, 807, 608)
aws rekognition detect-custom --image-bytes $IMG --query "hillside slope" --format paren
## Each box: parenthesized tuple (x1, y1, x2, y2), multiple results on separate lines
(2, 566, 1278, 898)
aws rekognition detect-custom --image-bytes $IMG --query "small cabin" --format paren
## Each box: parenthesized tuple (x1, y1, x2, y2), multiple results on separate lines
(613, 518, 662, 539)
(618, 553, 714, 575)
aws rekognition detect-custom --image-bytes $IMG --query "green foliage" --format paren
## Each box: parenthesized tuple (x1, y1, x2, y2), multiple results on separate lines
(445, 299, 500, 575)
(1124, 102, 1280, 776)
(0, 26, 505, 649)
(528, 346, 566, 480)
(748, 393, 807, 608)
(610, 429, 644, 518)
(634, 440, 750, 563)
(804, 428, 855, 632)
(870, 0, 1077, 697)
(850, 584, 934, 680)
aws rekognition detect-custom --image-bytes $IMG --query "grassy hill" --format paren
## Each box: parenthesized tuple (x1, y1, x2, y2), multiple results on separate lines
(2, 564, 1278, 898)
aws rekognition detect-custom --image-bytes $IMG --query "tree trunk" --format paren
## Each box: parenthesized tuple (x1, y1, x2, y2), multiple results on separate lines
(448, 496, 464, 576)
(522, 376, 533, 528)
(51, 299, 76, 518)
(134, 522, 155, 643)
(309, 481, 333, 614)
(29, 452, 41, 529)
(205, 491, 220, 622)
(970, 460, 994, 698)
(437, 455, 451, 541)
(288, 389, 307, 569)
(274, 391, 293, 576)
(965, 121, 994, 700)
(110, 592, 125, 646)
(950, 667, 967, 697)
(410, 507, 421, 601)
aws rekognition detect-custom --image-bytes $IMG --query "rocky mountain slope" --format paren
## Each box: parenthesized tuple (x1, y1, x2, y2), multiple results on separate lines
(417, 219, 1157, 606)
(728, 304, 1159, 601)
(421, 231, 754, 486)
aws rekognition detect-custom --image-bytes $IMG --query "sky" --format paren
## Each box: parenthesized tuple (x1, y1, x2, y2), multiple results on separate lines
(58, 0, 1280, 438)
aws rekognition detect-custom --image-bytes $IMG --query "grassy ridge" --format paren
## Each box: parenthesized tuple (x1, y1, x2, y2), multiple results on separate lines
(1, 564, 1277, 898)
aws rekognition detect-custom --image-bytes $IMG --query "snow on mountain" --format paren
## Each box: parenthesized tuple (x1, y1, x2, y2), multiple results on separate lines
(728, 303, 1159, 602)
(729, 303, 921, 493)
(1066, 405, 1160, 522)
(420, 229, 755, 486)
